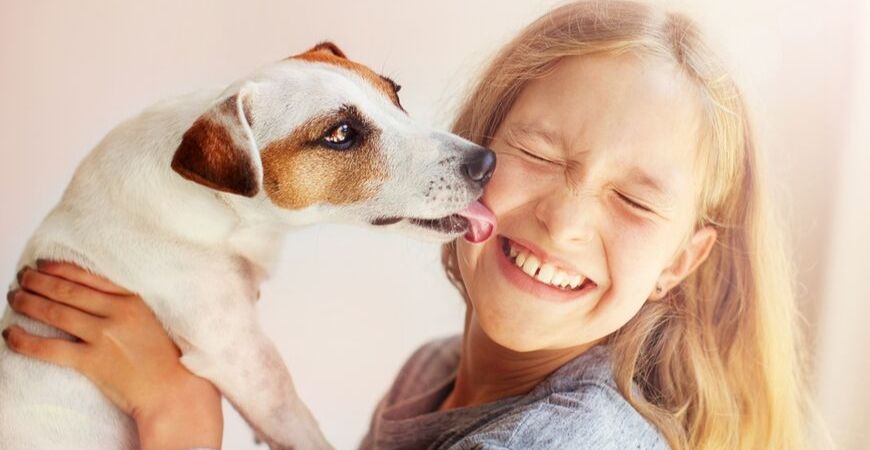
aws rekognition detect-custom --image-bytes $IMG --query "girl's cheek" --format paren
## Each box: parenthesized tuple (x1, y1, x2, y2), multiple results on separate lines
(484, 157, 554, 213)
(601, 225, 678, 310)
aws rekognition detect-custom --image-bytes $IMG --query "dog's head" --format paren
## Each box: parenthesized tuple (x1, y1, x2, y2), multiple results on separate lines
(171, 42, 495, 242)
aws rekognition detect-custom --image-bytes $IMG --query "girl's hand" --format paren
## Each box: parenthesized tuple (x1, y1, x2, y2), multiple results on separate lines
(3, 261, 223, 450)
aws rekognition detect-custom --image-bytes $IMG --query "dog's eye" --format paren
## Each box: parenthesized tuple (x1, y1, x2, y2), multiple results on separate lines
(321, 123, 357, 150)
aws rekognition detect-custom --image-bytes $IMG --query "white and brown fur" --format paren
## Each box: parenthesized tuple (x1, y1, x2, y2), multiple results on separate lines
(0, 43, 494, 450)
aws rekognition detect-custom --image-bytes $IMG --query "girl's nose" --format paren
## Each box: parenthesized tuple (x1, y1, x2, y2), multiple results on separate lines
(534, 190, 596, 245)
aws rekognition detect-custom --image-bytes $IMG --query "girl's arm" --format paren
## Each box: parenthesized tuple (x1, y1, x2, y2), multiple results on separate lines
(3, 261, 223, 450)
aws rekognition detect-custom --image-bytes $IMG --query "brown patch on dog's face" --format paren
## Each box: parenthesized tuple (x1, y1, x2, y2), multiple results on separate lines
(291, 42, 404, 111)
(260, 106, 387, 210)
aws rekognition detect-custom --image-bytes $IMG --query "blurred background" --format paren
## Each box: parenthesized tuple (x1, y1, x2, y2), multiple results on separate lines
(1, 0, 867, 448)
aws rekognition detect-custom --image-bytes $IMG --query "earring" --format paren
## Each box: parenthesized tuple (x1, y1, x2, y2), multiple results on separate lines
(655, 284, 663, 294)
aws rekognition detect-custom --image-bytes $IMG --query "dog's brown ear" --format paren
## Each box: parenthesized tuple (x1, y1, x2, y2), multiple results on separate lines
(171, 88, 261, 197)
(306, 41, 347, 59)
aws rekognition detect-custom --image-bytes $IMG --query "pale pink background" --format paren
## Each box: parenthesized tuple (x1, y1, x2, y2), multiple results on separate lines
(1, 1, 867, 448)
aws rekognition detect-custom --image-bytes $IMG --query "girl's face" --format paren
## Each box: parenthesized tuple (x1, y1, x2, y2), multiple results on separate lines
(457, 54, 717, 352)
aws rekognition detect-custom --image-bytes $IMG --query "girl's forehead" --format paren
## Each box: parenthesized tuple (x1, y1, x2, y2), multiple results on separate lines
(507, 53, 702, 165)
(502, 54, 704, 207)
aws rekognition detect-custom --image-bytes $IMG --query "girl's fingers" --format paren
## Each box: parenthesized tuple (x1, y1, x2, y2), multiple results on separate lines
(18, 267, 117, 317)
(7, 289, 101, 342)
(2, 325, 84, 370)
(35, 261, 134, 296)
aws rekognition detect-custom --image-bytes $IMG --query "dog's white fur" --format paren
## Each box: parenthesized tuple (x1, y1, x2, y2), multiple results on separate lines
(0, 50, 488, 450)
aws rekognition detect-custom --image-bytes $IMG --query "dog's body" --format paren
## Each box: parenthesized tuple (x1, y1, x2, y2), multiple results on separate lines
(0, 44, 495, 450)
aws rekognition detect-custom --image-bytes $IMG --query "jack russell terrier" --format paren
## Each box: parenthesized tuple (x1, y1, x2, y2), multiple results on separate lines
(0, 42, 496, 450)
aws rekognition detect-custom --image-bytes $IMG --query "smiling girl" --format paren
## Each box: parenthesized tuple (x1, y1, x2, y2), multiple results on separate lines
(3, 1, 809, 449)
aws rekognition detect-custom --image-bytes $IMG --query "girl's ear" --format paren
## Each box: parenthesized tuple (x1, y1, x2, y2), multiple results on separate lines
(651, 226, 717, 300)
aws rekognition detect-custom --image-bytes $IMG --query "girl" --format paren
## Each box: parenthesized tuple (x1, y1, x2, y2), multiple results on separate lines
(3, 1, 810, 449)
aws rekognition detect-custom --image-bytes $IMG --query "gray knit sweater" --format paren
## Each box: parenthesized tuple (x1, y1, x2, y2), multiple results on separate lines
(357, 336, 669, 450)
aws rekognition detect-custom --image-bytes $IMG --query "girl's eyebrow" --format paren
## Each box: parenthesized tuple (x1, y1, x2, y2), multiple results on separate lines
(624, 166, 672, 199)
(506, 122, 562, 149)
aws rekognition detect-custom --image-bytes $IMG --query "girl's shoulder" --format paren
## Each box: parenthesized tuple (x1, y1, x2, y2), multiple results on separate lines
(382, 335, 462, 404)
(445, 344, 670, 450)
(371, 338, 670, 450)
(449, 381, 670, 449)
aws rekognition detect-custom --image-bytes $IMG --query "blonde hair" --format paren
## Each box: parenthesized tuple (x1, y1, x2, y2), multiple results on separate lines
(441, 1, 812, 449)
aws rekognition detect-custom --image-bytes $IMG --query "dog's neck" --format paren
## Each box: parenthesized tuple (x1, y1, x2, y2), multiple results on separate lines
(181, 189, 333, 277)
(217, 194, 294, 275)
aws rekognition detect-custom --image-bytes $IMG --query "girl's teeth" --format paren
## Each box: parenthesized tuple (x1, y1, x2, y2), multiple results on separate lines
(568, 275, 583, 289)
(536, 263, 556, 284)
(507, 240, 587, 291)
(551, 271, 566, 287)
(521, 255, 541, 277)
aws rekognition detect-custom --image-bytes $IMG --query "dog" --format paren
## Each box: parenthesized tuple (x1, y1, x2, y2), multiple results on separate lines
(0, 42, 496, 450)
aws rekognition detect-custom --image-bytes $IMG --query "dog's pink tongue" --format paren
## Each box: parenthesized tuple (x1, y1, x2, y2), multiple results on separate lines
(458, 201, 496, 243)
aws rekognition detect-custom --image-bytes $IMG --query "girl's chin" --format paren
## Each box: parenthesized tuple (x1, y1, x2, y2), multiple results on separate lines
(471, 305, 602, 353)
(470, 309, 553, 352)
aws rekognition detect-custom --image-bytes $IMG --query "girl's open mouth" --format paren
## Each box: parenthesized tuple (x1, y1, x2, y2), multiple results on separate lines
(496, 235, 597, 299)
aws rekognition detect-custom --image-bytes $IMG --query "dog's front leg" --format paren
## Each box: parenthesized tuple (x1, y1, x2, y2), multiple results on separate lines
(175, 311, 332, 450)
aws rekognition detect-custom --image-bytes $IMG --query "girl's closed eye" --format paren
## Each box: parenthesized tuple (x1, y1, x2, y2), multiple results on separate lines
(615, 190, 655, 214)
(501, 132, 564, 166)
(516, 146, 560, 165)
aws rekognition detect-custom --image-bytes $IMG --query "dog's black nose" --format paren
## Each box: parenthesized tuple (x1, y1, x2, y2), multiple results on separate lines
(463, 148, 497, 185)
